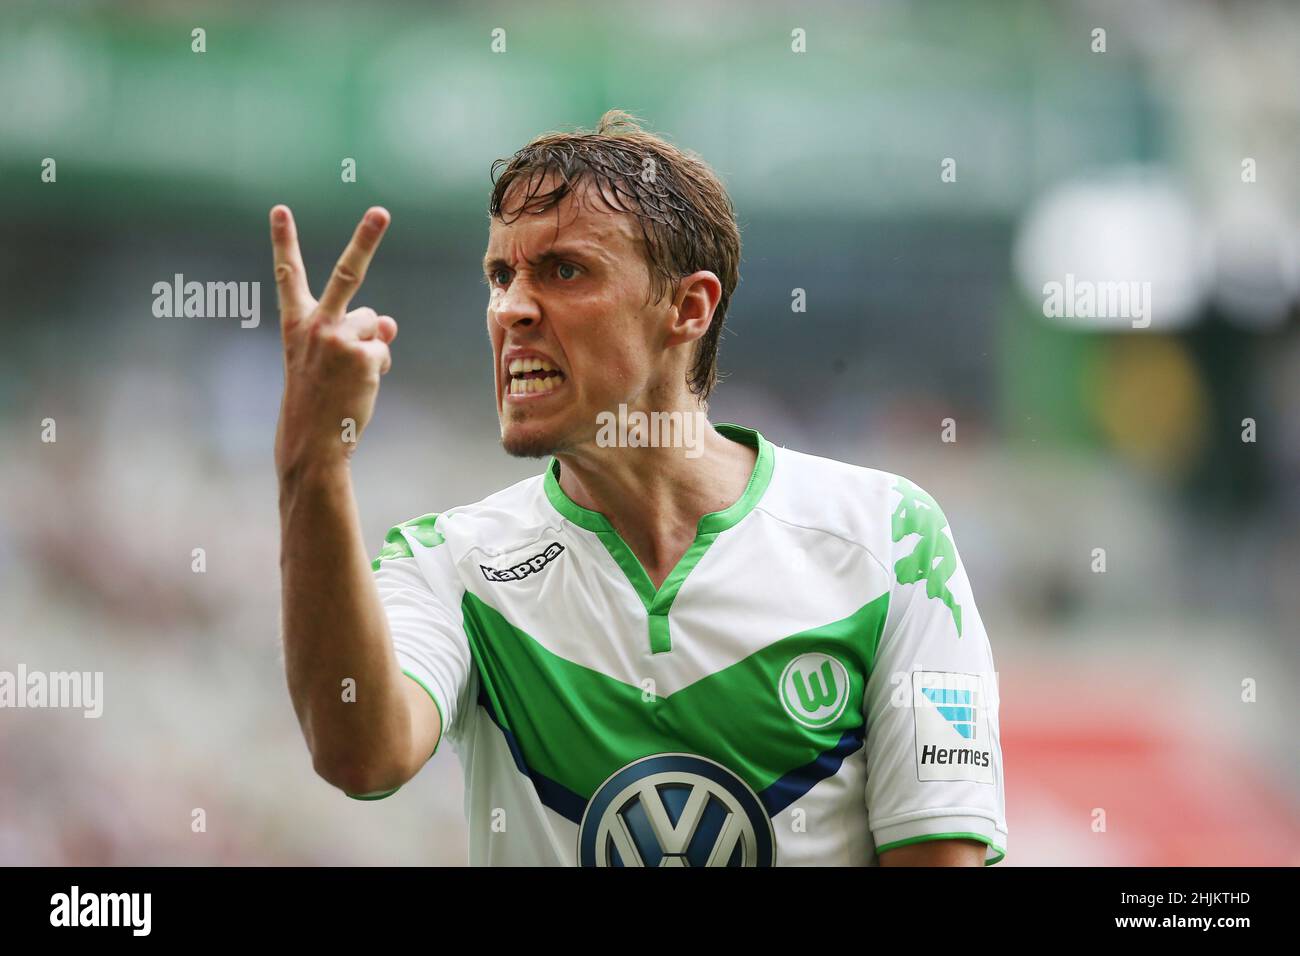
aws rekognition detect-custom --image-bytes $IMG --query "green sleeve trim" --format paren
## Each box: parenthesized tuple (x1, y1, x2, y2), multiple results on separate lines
(346, 786, 400, 801)
(401, 668, 445, 760)
(876, 831, 1006, 866)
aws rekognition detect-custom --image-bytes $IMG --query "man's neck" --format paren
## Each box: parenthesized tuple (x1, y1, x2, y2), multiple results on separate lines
(554, 422, 758, 588)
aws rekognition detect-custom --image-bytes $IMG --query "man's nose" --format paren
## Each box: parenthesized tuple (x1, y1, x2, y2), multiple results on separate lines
(491, 277, 541, 329)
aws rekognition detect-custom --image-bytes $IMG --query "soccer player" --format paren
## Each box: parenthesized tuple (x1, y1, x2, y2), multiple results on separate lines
(273, 111, 1007, 866)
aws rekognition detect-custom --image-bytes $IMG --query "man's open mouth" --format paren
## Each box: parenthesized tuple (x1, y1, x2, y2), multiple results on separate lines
(507, 357, 566, 397)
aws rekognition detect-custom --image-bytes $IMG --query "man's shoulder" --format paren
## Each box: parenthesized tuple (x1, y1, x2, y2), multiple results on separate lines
(374, 470, 553, 565)
(439, 469, 553, 529)
(762, 439, 948, 555)
(768, 439, 910, 498)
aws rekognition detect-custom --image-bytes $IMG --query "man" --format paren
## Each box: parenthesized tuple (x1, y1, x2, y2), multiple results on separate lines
(272, 111, 1007, 866)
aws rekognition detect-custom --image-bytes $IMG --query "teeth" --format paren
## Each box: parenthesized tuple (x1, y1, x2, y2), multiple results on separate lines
(508, 357, 559, 375)
(507, 372, 562, 396)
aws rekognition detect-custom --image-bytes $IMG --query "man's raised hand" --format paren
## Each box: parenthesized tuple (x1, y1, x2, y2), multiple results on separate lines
(271, 205, 398, 480)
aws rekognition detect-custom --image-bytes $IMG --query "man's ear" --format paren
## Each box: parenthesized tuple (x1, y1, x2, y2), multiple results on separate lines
(665, 271, 722, 347)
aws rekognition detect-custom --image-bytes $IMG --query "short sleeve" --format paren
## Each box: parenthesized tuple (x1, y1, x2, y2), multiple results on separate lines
(351, 514, 471, 800)
(864, 477, 1008, 864)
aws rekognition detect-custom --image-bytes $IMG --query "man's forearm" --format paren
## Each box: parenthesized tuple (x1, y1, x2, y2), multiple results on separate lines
(278, 462, 414, 794)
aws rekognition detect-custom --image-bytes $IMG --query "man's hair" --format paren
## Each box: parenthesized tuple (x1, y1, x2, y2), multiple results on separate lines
(488, 110, 741, 401)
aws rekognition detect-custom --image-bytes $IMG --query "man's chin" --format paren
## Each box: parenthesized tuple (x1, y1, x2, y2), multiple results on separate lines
(500, 425, 563, 460)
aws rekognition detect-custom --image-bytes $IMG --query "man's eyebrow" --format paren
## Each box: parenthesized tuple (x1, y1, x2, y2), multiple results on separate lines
(482, 243, 607, 272)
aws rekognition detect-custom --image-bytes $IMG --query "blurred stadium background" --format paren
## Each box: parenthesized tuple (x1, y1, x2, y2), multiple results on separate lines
(1, 0, 1298, 865)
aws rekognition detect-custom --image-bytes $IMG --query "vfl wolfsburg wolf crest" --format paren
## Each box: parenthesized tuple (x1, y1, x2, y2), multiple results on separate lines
(779, 653, 850, 728)
(891, 477, 963, 636)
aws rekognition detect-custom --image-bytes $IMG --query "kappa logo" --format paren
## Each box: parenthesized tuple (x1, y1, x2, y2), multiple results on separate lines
(779, 653, 850, 729)
(578, 754, 776, 867)
(891, 477, 963, 636)
(480, 542, 565, 582)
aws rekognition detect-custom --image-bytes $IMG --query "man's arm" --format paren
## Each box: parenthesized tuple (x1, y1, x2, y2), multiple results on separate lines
(279, 462, 441, 795)
(271, 204, 440, 796)
(878, 838, 987, 867)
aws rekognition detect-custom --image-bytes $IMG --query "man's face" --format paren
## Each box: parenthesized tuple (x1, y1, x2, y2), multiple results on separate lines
(484, 174, 672, 458)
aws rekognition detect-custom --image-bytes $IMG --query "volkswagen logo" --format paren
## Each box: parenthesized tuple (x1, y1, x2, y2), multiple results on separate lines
(578, 754, 776, 866)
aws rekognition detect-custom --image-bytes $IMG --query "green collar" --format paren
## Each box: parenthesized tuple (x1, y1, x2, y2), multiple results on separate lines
(542, 422, 775, 654)
(543, 422, 774, 536)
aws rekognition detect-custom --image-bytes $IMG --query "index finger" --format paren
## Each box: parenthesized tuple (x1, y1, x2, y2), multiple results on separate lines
(318, 207, 391, 316)
(269, 205, 312, 312)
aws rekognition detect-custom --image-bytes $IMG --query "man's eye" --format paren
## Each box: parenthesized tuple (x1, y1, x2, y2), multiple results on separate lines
(490, 269, 511, 286)
(556, 262, 578, 280)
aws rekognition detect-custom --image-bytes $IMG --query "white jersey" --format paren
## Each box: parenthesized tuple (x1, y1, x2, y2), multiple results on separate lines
(365, 423, 1008, 866)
